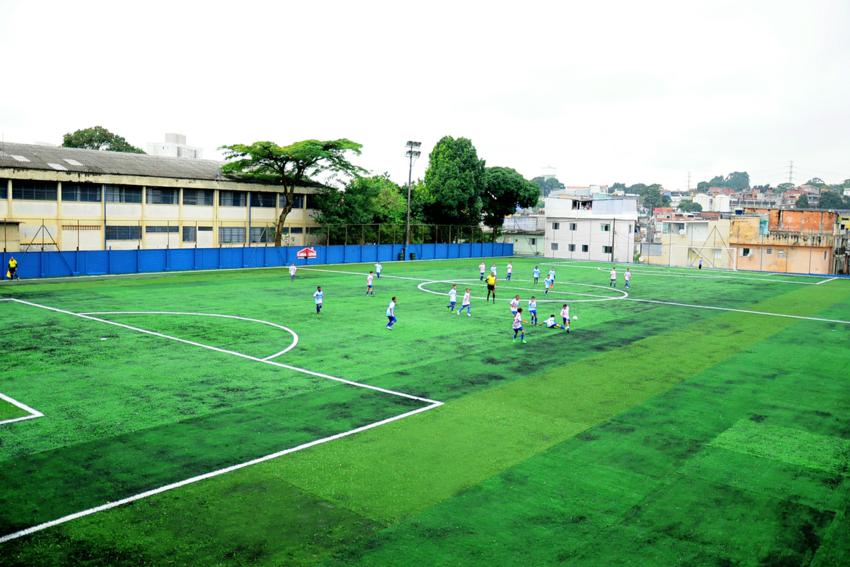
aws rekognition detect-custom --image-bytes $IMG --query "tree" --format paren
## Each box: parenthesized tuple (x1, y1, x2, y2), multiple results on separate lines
(679, 200, 703, 213)
(422, 136, 485, 226)
(313, 175, 406, 227)
(62, 126, 145, 153)
(481, 167, 539, 240)
(805, 177, 826, 187)
(777, 182, 795, 192)
(696, 171, 750, 191)
(696, 181, 710, 193)
(818, 190, 846, 209)
(531, 176, 565, 197)
(795, 194, 810, 209)
(221, 139, 364, 246)
(642, 185, 665, 210)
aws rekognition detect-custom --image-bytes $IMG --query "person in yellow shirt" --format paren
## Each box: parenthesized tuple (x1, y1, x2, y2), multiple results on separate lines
(485, 273, 496, 303)
(6, 256, 18, 280)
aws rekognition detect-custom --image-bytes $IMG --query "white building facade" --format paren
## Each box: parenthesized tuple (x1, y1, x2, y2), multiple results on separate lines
(544, 193, 638, 262)
(146, 133, 203, 159)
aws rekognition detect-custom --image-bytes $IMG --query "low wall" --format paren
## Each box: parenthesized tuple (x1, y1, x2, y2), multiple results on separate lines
(1, 243, 514, 280)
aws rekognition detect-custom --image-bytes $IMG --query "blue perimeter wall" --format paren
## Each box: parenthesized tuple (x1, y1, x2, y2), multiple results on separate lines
(2, 243, 514, 280)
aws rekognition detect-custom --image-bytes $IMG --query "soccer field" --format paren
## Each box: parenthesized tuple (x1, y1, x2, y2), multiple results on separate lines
(1, 257, 849, 565)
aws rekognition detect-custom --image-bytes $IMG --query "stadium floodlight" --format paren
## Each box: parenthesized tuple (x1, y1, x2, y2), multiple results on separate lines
(404, 141, 422, 259)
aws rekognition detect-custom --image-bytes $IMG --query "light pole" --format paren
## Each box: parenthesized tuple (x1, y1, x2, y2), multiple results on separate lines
(404, 141, 421, 260)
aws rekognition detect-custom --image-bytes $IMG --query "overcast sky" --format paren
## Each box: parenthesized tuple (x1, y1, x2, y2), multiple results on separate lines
(2, 0, 849, 191)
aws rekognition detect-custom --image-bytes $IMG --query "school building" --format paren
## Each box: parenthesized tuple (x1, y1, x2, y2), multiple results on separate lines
(0, 142, 320, 252)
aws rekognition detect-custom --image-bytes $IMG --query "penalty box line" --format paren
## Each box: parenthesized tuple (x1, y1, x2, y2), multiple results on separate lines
(0, 298, 443, 544)
(0, 392, 44, 427)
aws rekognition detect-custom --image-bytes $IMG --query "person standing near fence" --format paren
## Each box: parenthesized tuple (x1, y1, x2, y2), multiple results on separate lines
(289, 264, 297, 282)
(375, 262, 383, 278)
(6, 256, 18, 280)
(479, 261, 486, 281)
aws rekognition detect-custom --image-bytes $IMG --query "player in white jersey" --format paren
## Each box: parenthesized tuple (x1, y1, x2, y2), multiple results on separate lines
(447, 284, 458, 312)
(543, 275, 552, 294)
(386, 296, 397, 329)
(506, 262, 513, 281)
(560, 303, 571, 333)
(533, 266, 541, 284)
(528, 297, 538, 325)
(548, 268, 556, 285)
(313, 286, 324, 315)
(375, 262, 383, 278)
(457, 288, 472, 317)
(510, 295, 520, 315)
(609, 266, 617, 287)
(490, 264, 497, 277)
(289, 264, 297, 281)
(512, 308, 526, 344)
(544, 314, 561, 329)
(366, 271, 375, 296)
(479, 261, 486, 281)
(624, 268, 631, 289)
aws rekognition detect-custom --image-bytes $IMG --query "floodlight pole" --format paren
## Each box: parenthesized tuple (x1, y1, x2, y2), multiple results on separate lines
(404, 141, 421, 260)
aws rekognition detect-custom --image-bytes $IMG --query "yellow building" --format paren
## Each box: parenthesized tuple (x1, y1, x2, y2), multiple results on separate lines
(645, 217, 735, 269)
(0, 142, 320, 252)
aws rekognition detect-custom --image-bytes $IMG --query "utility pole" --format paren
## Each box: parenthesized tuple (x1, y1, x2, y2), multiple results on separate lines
(787, 160, 794, 186)
(404, 141, 421, 260)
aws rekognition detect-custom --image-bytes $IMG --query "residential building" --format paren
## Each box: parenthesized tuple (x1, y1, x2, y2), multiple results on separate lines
(499, 214, 544, 255)
(643, 215, 733, 268)
(544, 193, 638, 262)
(146, 133, 203, 159)
(0, 142, 319, 252)
(694, 193, 732, 212)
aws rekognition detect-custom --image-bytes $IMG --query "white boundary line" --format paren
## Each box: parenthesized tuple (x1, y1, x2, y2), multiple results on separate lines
(78, 311, 299, 361)
(416, 279, 628, 304)
(0, 298, 443, 543)
(626, 297, 850, 325)
(816, 277, 838, 285)
(0, 402, 439, 544)
(541, 262, 822, 285)
(0, 392, 44, 426)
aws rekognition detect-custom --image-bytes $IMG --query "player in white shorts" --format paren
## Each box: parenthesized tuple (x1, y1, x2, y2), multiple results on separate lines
(457, 288, 472, 317)
(375, 262, 383, 278)
(447, 284, 458, 312)
(512, 308, 526, 344)
(289, 264, 297, 281)
(561, 303, 571, 333)
(510, 295, 520, 315)
(624, 268, 631, 289)
(479, 261, 486, 281)
(506, 262, 513, 281)
(609, 266, 617, 287)
(366, 271, 375, 296)
(528, 297, 538, 326)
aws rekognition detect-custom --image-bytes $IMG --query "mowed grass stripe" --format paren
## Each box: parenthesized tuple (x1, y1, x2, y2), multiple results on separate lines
(266, 282, 850, 523)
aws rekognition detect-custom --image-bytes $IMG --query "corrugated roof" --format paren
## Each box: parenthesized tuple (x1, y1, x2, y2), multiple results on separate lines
(0, 142, 225, 180)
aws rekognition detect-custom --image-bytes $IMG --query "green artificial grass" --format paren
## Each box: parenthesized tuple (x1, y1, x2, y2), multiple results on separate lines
(1, 258, 848, 565)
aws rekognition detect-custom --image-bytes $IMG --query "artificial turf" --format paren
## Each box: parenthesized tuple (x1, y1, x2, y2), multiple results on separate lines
(0, 257, 848, 565)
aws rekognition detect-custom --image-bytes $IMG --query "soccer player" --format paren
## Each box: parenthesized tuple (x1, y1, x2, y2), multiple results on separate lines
(561, 303, 571, 333)
(609, 266, 617, 287)
(375, 262, 383, 278)
(485, 272, 497, 303)
(457, 288, 472, 317)
(447, 284, 458, 312)
(490, 264, 497, 277)
(506, 262, 513, 281)
(544, 314, 561, 329)
(548, 268, 556, 286)
(479, 261, 486, 281)
(512, 307, 526, 344)
(532, 265, 541, 284)
(510, 295, 520, 315)
(386, 296, 397, 329)
(313, 286, 324, 315)
(698, 258, 703, 270)
(624, 268, 632, 289)
(288, 263, 297, 281)
(528, 296, 538, 325)
(7, 256, 18, 280)
(366, 271, 375, 296)
(543, 274, 552, 294)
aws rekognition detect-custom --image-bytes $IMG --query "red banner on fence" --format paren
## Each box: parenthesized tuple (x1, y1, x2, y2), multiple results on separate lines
(296, 247, 317, 259)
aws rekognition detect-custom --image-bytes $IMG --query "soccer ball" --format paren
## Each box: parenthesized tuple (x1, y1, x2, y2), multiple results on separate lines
(573, 315, 579, 320)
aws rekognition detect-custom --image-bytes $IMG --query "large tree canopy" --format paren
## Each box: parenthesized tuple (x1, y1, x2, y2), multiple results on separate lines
(422, 136, 485, 225)
(697, 171, 750, 191)
(481, 166, 539, 238)
(221, 139, 363, 246)
(314, 174, 407, 227)
(531, 175, 565, 197)
(818, 190, 848, 209)
(678, 200, 703, 213)
(62, 126, 145, 153)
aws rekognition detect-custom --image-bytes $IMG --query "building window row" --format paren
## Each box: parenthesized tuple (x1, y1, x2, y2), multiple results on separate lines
(12, 180, 57, 201)
(105, 225, 142, 240)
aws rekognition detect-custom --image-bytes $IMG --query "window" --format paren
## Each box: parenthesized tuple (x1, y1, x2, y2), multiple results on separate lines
(104, 185, 142, 203)
(250, 227, 275, 242)
(280, 193, 305, 209)
(778, 250, 786, 258)
(306, 226, 322, 234)
(766, 248, 773, 255)
(289, 227, 303, 234)
(198, 226, 213, 232)
(568, 244, 576, 252)
(550, 242, 559, 251)
(603, 245, 613, 254)
(569, 223, 577, 231)
(250, 192, 276, 207)
(219, 227, 246, 243)
(304, 194, 318, 209)
(145, 225, 178, 233)
(742, 248, 751, 257)
(529, 238, 536, 245)
(183, 189, 214, 206)
(147, 188, 178, 205)
(106, 225, 141, 240)
(0, 179, 6, 199)
(219, 190, 247, 207)
(552, 222, 560, 230)
(581, 244, 589, 252)
(183, 226, 196, 242)
(601, 223, 611, 232)
(62, 183, 101, 202)
(12, 180, 57, 201)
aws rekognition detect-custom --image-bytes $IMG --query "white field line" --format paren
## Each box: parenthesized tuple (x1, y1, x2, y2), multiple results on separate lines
(816, 277, 838, 285)
(0, 392, 44, 426)
(626, 297, 850, 325)
(416, 279, 628, 305)
(0, 401, 441, 544)
(77, 311, 299, 362)
(541, 262, 821, 285)
(10, 299, 440, 405)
